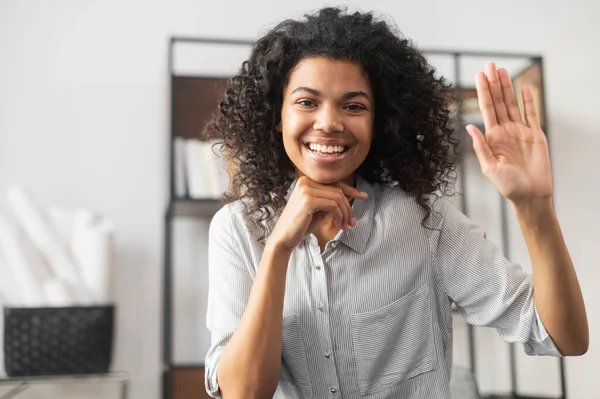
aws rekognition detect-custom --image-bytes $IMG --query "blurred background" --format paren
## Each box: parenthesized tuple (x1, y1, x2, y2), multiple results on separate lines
(0, 0, 598, 398)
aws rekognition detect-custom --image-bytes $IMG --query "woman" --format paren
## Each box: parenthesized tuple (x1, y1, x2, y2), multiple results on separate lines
(203, 7, 588, 399)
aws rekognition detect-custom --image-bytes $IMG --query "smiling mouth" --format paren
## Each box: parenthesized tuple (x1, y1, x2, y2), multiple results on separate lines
(304, 143, 350, 155)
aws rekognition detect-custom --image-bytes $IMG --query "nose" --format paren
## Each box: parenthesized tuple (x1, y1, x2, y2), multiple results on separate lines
(313, 106, 344, 133)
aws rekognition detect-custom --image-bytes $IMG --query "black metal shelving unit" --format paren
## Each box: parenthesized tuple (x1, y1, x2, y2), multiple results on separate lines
(162, 36, 255, 399)
(162, 37, 565, 399)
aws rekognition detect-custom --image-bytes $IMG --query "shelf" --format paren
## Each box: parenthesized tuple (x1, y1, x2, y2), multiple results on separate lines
(0, 372, 129, 384)
(170, 363, 205, 370)
(170, 198, 225, 218)
(0, 372, 129, 399)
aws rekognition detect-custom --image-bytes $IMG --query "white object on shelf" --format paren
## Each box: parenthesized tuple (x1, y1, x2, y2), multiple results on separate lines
(43, 279, 76, 306)
(185, 139, 231, 199)
(201, 140, 226, 198)
(6, 187, 91, 303)
(186, 139, 210, 199)
(71, 209, 115, 304)
(0, 243, 22, 305)
(174, 137, 188, 198)
(0, 217, 51, 305)
(48, 207, 77, 249)
(208, 139, 231, 197)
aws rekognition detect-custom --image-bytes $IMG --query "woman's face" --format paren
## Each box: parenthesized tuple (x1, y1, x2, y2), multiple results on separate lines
(278, 57, 374, 186)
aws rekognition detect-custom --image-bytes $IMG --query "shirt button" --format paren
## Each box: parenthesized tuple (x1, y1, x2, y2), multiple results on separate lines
(324, 351, 331, 358)
(332, 242, 338, 248)
(317, 302, 324, 310)
(316, 265, 321, 270)
(331, 387, 338, 393)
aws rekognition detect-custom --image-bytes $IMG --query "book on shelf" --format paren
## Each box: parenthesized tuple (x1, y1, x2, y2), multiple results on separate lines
(174, 137, 188, 198)
(175, 137, 231, 200)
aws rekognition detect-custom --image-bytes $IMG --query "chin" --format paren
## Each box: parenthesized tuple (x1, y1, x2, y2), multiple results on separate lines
(302, 169, 352, 185)
(311, 176, 340, 185)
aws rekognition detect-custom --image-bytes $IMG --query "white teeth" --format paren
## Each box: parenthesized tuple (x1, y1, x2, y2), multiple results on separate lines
(307, 143, 346, 154)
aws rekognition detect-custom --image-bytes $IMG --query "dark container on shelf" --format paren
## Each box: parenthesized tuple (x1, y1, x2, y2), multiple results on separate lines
(3, 305, 115, 376)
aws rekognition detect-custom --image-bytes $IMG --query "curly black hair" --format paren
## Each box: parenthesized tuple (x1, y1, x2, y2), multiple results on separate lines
(205, 7, 459, 242)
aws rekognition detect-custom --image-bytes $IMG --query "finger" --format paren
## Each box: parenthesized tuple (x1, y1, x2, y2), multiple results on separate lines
(310, 186, 353, 229)
(334, 180, 369, 200)
(341, 187, 355, 227)
(522, 85, 541, 129)
(307, 197, 345, 229)
(332, 187, 353, 230)
(332, 182, 364, 227)
(485, 62, 510, 124)
(297, 177, 358, 229)
(498, 68, 522, 123)
(475, 71, 498, 130)
(334, 187, 354, 229)
(466, 124, 497, 177)
(295, 178, 346, 228)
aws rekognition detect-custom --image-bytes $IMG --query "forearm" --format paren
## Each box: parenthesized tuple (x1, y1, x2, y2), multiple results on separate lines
(218, 241, 292, 398)
(514, 198, 589, 355)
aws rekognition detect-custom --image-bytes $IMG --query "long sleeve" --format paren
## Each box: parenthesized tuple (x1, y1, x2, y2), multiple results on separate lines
(431, 199, 563, 357)
(204, 205, 255, 397)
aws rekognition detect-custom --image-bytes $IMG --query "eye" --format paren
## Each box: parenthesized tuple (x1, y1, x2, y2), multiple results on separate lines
(297, 99, 316, 107)
(345, 103, 366, 112)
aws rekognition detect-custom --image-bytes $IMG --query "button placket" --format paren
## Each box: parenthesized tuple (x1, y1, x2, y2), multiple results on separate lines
(309, 244, 341, 397)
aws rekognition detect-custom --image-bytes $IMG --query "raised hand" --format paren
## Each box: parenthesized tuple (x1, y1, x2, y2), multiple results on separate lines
(466, 62, 553, 206)
(268, 176, 368, 252)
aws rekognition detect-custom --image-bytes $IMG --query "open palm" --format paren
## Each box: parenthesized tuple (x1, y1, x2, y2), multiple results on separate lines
(466, 62, 553, 205)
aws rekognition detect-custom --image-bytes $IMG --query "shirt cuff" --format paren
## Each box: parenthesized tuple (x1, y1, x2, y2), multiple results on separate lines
(523, 307, 564, 357)
(205, 347, 225, 398)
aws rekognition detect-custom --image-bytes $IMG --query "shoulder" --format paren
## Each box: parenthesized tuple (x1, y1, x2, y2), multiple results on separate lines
(209, 199, 270, 245)
(374, 182, 449, 229)
(210, 200, 247, 237)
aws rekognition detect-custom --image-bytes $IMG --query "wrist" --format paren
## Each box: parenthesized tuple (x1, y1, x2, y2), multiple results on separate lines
(264, 238, 294, 258)
(259, 239, 294, 281)
(265, 236, 294, 255)
(512, 197, 557, 234)
(512, 197, 554, 217)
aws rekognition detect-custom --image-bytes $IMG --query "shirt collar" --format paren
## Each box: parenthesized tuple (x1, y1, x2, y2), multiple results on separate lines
(284, 174, 379, 254)
(341, 175, 378, 253)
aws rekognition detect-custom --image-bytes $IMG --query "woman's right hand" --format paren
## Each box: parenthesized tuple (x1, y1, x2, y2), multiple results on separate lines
(268, 176, 369, 252)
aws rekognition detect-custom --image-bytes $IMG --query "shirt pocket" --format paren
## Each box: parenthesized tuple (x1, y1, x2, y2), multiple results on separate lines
(280, 313, 314, 397)
(349, 282, 438, 395)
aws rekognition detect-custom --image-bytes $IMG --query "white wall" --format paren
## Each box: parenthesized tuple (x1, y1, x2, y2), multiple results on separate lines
(0, 0, 598, 398)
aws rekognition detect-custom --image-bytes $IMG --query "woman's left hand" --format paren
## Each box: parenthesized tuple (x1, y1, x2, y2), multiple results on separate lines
(466, 62, 553, 206)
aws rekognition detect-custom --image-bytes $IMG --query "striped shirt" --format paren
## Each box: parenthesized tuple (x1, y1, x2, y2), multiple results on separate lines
(204, 175, 562, 398)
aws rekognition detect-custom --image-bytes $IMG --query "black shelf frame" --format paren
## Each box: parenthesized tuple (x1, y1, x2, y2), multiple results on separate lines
(171, 197, 226, 218)
(162, 36, 565, 399)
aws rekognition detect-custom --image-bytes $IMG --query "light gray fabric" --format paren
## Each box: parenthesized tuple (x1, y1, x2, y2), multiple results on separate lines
(205, 175, 562, 398)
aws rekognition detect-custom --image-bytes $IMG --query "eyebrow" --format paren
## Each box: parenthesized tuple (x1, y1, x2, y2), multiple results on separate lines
(290, 86, 371, 101)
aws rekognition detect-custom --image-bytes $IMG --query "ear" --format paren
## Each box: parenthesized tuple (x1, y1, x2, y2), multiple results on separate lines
(275, 122, 282, 132)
